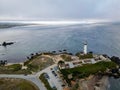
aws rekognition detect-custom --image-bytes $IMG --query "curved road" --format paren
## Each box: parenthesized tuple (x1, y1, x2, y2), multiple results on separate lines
(0, 64, 57, 90)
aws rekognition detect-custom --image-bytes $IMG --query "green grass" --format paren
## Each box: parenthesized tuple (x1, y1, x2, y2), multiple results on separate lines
(27, 64, 39, 72)
(0, 54, 54, 74)
(0, 78, 39, 90)
(76, 53, 93, 59)
(39, 73, 56, 90)
(17, 81, 38, 90)
(26, 56, 54, 72)
(61, 61, 117, 84)
(0, 64, 31, 74)
(8, 64, 22, 71)
(61, 54, 72, 61)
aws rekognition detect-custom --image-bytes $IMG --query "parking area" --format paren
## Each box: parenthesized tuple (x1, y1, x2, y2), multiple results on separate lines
(43, 65, 64, 90)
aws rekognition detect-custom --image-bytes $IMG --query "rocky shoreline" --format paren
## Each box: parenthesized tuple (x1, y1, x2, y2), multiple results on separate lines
(94, 76, 109, 90)
(0, 41, 14, 46)
(78, 75, 109, 90)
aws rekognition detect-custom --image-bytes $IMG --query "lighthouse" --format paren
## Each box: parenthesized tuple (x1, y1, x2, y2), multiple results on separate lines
(83, 41, 87, 54)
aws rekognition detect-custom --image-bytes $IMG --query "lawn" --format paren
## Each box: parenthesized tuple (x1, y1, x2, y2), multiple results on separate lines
(26, 55, 54, 72)
(0, 78, 39, 90)
(0, 64, 31, 74)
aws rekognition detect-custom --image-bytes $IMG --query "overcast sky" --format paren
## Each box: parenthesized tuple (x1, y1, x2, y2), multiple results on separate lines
(0, 0, 120, 21)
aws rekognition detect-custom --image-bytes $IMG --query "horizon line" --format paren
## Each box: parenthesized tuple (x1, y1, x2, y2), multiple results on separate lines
(0, 19, 111, 25)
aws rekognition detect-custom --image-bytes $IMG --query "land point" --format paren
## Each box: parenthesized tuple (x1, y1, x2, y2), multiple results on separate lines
(0, 43, 119, 90)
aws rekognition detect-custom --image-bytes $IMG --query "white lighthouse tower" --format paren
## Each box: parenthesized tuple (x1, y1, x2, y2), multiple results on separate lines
(83, 41, 87, 54)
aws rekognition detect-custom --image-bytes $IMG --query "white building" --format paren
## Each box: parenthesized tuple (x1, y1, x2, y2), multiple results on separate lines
(83, 41, 87, 54)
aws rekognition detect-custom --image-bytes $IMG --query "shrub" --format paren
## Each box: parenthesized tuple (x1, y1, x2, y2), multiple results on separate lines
(39, 73, 55, 90)
(61, 55, 72, 61)
(27, 64, 39, 72)
(8, 64, 22, 71)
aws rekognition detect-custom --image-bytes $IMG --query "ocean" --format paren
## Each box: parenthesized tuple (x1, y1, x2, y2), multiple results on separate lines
(0, 22, 120, 89)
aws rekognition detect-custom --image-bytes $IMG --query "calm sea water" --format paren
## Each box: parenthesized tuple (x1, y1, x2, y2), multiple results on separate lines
(108, 77, 120, 90)
(0, 22, 120, 89)
(0, 22, 120, 63)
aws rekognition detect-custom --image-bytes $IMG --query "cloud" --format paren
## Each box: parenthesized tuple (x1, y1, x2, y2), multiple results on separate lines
(0, 0, 120, 21)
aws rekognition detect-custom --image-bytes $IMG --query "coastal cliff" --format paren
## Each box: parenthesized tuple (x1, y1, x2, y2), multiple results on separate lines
(77, 75, 108, 90)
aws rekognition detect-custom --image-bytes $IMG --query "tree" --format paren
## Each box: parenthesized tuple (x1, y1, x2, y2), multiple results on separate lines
(58, 60, 65, 68)
(0, 60, 7, 66)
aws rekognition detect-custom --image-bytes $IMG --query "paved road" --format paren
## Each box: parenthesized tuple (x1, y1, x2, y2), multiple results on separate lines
(0, 64, 63, 90)
(0, 74, 46, 90)
(37, 64, 63, 90)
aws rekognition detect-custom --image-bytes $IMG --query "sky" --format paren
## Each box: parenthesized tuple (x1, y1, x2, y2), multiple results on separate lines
(0, 0, 120, 21)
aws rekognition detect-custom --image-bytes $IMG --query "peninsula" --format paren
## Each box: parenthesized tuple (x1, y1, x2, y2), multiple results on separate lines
(0, 43, 119, 90)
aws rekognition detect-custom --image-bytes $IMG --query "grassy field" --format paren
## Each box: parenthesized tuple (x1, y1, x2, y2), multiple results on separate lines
(61, 54, 72, 61)
(0, 54, 54, 74)
(26, 55, 54, 72)
(0, 64, 31, 74)
(0, 78, 39, 90)
(61, 61, 117, 84)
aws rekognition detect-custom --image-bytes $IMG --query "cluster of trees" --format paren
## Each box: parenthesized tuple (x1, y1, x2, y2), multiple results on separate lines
(24, 53, 41, 66)
(0, 60, 7, 66)
(58, 60, 65, 69)
(27, 53, 40, 60)
(111, 56, 120, 65)
(42, 50, 68, 55)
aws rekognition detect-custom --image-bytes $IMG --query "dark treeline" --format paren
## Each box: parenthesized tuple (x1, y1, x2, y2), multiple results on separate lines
(0, 60, 7, 66)
(111, 56, 120, 65)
